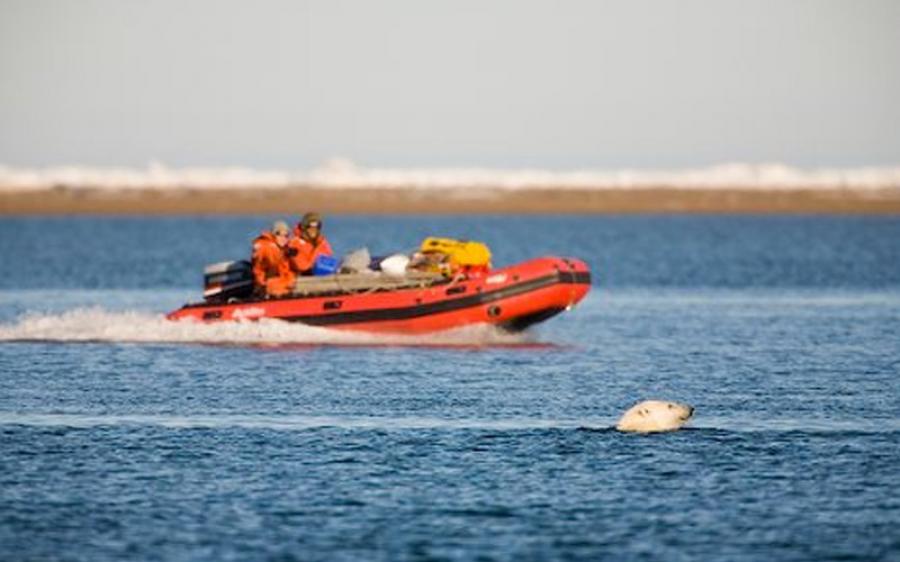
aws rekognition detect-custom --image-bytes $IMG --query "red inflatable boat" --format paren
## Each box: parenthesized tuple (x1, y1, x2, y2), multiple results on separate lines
(166, 256, 591, 334)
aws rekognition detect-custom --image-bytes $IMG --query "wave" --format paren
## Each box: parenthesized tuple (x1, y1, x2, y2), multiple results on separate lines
(601, 288, 900, 307)
(1, 412, 895, 435)
(2, 159, 899, 192)
(0, 307, 538, 347)
(0, 412, 602, 431)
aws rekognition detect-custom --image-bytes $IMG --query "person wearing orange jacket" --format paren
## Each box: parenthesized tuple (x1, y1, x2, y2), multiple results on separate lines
(251, 220, 296, 297)
(288, 212, 333, 275)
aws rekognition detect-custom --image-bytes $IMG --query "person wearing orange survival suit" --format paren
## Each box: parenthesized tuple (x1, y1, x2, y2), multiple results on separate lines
(251, 220, 296, 297)
(288, 212, 333, 275)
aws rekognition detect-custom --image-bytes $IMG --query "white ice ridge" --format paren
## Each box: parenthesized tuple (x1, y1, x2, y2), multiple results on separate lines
(0, 307, 534, 347)
(1, 158, 899, 192)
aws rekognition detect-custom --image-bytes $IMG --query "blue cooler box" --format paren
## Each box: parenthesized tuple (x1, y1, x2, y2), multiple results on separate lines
(312, 255, 339, 276)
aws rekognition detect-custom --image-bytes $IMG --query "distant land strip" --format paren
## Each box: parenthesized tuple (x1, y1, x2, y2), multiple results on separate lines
(2, 186, 900, 214)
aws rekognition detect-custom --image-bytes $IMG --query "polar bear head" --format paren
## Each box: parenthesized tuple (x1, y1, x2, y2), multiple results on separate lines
(615, 400, 694, 433)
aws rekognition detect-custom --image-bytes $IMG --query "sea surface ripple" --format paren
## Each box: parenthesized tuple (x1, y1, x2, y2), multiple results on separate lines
(1, 215, 899, 561)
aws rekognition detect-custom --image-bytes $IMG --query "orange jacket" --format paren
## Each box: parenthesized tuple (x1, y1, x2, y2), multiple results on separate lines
(251, 232, 296, 296)
(288, 230, 333, 274)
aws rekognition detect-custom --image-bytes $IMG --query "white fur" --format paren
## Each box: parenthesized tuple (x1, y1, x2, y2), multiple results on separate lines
(615, 400, 694, 433)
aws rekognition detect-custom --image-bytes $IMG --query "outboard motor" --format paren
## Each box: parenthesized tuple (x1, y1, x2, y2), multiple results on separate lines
(203, 260, 253, 302)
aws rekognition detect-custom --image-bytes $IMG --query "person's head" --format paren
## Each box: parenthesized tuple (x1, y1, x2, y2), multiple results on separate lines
(271, 220, 290, 247)
(299, 212, 323, 240)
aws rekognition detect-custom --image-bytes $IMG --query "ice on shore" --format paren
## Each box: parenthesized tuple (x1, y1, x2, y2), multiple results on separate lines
(1, 158, 899, 192)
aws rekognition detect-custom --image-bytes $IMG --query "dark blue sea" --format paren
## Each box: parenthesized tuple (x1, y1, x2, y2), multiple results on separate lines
(1, 215, 899, 562)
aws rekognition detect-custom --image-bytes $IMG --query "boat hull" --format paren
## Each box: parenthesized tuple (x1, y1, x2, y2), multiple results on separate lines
(167, 256, 591, 334)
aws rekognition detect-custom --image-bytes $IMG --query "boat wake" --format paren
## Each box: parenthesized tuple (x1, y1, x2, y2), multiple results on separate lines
(0, 412, 606, 431)
(0, 307, 539, 347)
(1, 411, 895, 435)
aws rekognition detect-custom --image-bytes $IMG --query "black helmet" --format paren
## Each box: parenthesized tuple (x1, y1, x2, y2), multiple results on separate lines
(300, 212, 322, 230)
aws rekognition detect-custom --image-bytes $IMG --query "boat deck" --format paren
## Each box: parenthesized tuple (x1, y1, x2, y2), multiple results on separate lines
(290, 271, 447, 296)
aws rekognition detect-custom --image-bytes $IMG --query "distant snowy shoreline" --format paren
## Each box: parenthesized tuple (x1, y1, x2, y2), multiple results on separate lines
(2, 159, 899, 192)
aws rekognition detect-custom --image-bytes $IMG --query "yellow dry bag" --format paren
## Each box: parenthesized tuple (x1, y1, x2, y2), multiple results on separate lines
(419, 237, 492, 268)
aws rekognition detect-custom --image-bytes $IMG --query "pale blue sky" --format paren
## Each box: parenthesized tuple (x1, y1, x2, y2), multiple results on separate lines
(1, 0, 898, 169)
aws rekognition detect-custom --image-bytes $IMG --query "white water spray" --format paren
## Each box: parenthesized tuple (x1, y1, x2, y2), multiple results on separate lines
(0, 307, 536, 347)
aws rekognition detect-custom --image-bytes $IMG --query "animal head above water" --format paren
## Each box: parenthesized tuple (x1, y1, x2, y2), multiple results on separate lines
(615, 400, 694, 433)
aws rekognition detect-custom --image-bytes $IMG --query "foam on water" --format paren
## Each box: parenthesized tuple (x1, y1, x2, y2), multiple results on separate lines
(0, 307, 535, 347)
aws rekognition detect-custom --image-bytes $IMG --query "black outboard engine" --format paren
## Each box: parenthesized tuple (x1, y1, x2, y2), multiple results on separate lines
(203, 260, 253, 302)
